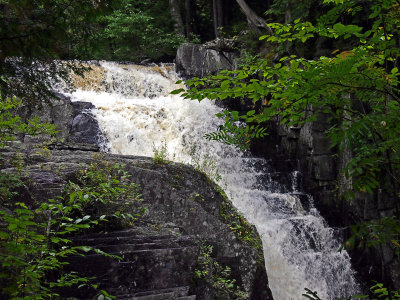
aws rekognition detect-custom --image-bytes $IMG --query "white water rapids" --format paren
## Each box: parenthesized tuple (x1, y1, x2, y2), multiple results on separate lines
(57, 61, 359, 299)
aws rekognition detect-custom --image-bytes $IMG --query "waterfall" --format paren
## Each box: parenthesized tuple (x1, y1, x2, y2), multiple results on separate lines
(57, 61, 360, 300)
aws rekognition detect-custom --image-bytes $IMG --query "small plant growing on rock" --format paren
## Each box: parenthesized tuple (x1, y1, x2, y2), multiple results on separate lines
(65, 161, 144, 229)
(152, 141, 169, 165)
(194, 244, 247, 300)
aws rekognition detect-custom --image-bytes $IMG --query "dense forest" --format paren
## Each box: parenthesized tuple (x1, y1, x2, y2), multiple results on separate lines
(1, 0, 400, 299)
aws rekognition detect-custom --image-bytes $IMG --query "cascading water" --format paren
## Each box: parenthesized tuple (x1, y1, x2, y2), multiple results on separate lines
(56, 61, 360, 299)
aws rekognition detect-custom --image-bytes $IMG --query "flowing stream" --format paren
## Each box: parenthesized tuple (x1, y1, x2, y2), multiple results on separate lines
(56, 61, 360, 299)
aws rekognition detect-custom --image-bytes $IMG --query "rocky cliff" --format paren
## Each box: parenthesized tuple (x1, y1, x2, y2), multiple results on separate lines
(176, 42, 238, 78)
(0, 96, 273, 299)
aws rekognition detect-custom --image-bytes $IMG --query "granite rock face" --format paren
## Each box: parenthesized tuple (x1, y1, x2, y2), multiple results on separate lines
(17, 95, 103, 146)
(253, 115, 400, 290)
(0, 141, 273, 299)
(176, 42, 238, 78)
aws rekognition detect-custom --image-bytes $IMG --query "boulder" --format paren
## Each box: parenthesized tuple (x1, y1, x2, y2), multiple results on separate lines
(176, 43, 238, 78)
(0, 142, 273, 299)
(17, 96, 103, 145)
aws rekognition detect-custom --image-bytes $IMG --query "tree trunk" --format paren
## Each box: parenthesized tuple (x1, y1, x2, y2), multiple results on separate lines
(235, 0, 272, 34)
(185, 0, 192, 38)
(169, 0, 185, 36)
(213, 0, 224, 38)
(285, 0, 292, 23)
(213, 0, 218, 38)
(285, 1, 292, 52)
(216, 0, 223, 29)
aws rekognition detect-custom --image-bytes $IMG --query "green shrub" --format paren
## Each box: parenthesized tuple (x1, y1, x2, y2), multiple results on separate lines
(194, 244, 247, 300)
(0, 201, 114, 299)
(0, 95, 57, 148)
(64, 161, 145, 230)
(153, 142, 169, 165)
(0, 161, 144, 298)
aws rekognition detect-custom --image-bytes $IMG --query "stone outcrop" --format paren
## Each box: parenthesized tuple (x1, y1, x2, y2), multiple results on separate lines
(253, 116, 400, 290)
(247, 112, 400, 291)
(253, 116, 339, 223)
(176, 42, 238, 78)
(66, 226, 200, 299)
(0, 140, 273, 299)
(17, 93, 104, 146)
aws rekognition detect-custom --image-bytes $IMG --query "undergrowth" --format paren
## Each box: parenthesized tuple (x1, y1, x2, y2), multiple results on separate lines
(0, 160, 144, 299)
(194, 244, 247, 300)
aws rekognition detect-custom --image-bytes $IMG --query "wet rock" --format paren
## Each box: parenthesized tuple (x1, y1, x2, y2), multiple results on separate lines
(68, 111, 101, 145)
(312, 155, 335, 181)
(18, 95, 104, 146)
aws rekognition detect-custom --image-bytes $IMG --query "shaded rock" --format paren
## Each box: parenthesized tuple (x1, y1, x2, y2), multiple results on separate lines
(312, 155, 335, 181)
(0, 143, 273, 300)
(70, 100, 95, 115)
(63, 227, 199, 299)
(17, 95, 103, 146)
(176, 43, 238, 78)
(69, 111, 102, 145)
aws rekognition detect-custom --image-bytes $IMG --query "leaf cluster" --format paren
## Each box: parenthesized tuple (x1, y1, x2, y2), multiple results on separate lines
(0, 160, 143, 298)
(0, 201, 113, 299)
(0, 0, 111, 102)
(343, 217, 400, 252)
(194, 244, 247, 300)
(0, 95, 57, 147)
(64, 161, 144, 229)
(173, 0, 400, 203)
(75, 0, 187, 62)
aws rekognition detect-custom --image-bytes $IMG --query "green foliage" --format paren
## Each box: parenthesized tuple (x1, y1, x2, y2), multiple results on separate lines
(369, 283, 400, 300)
(0, 159, 143, 298)
(204, 116, 267, 152)
(0, 95, 57, 148)
(342, 217, 400, 252)
(352, 283, 400, 299)
(153, 141, 169, 165)
(174, 81, 268, 150)
(264, 0, 317, 22)
(0, 0, 109, 101)
(0, 201, 113, 299)
(194, 244, 248, 300)
(65, 161, 144, 229)
(77, 0, 187, 61)
(0, 93, 56, 208)
(174, 0, 400, 205)
(0, 172, 23, 205)
(0, 0, 108, 59)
